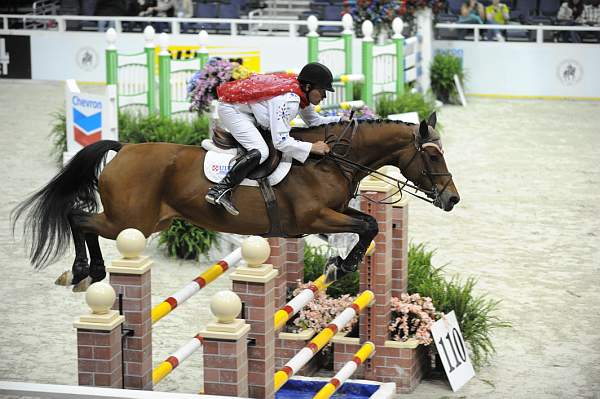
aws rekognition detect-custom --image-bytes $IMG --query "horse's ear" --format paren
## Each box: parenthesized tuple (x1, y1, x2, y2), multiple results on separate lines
(427, 112, 437, 128)
(419, 120, 429, 140)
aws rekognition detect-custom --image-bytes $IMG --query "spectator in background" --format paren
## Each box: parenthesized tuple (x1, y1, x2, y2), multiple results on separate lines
(581, 0, 600, 24)
(485, 0, 510, 40)
(580, 0, 600, 40)
(139, 0, 174, 32)
(459, 0, 485, 23)
(558, 0, 585, 20)
(557, 0, 585, 41)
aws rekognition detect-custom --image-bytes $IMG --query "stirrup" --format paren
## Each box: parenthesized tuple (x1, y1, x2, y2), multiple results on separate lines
(205, 185, 228, 205)
(216, 192, 239, 216)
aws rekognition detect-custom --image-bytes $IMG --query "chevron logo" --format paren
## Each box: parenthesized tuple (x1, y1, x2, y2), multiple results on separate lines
(73, 108, 102, 147)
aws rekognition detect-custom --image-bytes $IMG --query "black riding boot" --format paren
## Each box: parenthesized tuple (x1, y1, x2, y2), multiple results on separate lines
(205, 149, 261, 216)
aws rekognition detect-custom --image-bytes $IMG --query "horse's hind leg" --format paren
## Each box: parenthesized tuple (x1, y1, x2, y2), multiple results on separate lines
(86, 233, 106, 283)
(55, 211, 90, 288)
(71, 233, 106, 293)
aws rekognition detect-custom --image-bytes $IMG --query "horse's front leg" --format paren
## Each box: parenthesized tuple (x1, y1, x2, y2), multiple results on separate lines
(307, 208, 378, 283)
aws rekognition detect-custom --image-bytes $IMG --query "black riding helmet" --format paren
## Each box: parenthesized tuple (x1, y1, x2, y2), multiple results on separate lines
(298, 62, 335, 92)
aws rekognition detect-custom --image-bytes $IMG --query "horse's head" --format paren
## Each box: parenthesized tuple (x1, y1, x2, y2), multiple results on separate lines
(400, 113, 460, 211)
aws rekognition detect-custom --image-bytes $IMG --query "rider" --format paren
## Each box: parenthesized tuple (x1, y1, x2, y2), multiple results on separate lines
(205, 62, 342, 216)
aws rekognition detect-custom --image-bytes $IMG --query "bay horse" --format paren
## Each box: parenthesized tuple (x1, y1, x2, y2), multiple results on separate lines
(12, 113, 460, 291)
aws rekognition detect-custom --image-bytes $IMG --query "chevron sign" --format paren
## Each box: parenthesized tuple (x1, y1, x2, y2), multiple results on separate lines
(72, 97, 103, 146)
(64, 80, 118, 165)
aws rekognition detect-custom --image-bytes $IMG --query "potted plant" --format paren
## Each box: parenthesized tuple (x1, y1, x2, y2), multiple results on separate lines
(430, 52, 466, 104)
(158, 218, 219, 260)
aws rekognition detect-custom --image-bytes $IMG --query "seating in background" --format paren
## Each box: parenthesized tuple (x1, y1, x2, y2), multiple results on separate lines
(195, 2, 218, 31)
(218, 3, 241, 33)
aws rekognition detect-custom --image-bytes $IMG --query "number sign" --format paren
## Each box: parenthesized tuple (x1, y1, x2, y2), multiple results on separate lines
(431, 311, 475, 392)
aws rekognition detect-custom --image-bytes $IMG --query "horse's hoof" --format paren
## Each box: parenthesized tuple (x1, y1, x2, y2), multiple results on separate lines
(72, 277, 92, 293)
(55, 270, 73, 286)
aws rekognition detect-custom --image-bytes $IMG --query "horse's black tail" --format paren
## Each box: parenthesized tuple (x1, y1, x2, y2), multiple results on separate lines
(11, 140, 123, 270)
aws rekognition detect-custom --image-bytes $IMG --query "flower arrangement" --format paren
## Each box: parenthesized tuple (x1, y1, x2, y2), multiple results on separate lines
(389, 293, 438, 345)
(290, 282, 358, 334)
(350, 0, 445, 37)
(188, 58, 253, 113)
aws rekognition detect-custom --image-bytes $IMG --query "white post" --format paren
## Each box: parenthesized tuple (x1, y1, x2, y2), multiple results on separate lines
(536, 27, 543, 43)
(57, 17, 66, 32)
(416, 8, 433, 92)
(172, 20, 180, 35)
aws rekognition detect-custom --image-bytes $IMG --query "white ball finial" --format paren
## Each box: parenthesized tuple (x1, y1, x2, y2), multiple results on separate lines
(392, 17, 404, 38)
(241, 236, 270, 267)
(116, 228, 146, 259)
(143, 25, 155, 43)
(86, 282, 116, 315)
(210, 291, 242, 324)
(307, 15, 318, 34)
(106, 28, 117, 48)
(362, 20, 373, 40)
(198, 30, 209, 47)
(342, 13, 353, 32)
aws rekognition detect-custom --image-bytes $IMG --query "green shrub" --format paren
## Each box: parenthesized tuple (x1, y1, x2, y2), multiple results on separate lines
(118, 112, 209, 145)
(376, 91, 438, 122)
(158, 219, 219, 260)
(407, 243, 510, 369)
(49, 110, 66, 163)
(430, 53, 466, 104)
(302, 244, 359, 298)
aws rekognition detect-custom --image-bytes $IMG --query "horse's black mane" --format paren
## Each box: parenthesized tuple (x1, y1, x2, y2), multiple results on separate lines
(290, 118, 416, 135)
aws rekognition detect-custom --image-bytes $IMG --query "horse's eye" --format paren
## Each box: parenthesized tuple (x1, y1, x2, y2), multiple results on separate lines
(430, 155, 440, 162)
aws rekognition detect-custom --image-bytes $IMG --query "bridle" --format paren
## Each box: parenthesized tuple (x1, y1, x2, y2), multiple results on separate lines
(322, 119, 453, 206)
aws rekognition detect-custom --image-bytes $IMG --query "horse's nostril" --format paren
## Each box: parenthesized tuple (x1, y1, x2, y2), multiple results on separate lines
(450, 195, 460, 205)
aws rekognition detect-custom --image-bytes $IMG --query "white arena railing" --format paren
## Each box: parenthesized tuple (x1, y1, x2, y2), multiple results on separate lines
(435, 22, 600, 43)
(0, 380, 227, 399)
(0, 14, 343, 37)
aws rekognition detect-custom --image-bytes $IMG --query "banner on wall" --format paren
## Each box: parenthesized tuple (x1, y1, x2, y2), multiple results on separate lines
(0, 35, 32, 79)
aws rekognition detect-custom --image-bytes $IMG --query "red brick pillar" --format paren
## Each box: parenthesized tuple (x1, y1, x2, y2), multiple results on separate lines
(74, 282, 125, 388)
(106, 231, 153, 391)
(231, 237, 278, 399)
(358, 182, 394, 381)
(200, 301, 251, 398)
(392, 197, 409, 297)
(266, 238, 289, 309)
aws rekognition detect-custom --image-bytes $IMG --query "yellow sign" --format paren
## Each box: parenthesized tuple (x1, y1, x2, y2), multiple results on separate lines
(156, 45, 261, 72)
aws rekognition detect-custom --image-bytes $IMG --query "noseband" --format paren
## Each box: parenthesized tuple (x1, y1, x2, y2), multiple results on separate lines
(323, 121, 453, 206)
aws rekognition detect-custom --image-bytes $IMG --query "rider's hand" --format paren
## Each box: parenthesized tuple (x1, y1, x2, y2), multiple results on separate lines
(311, 141, 330, 155)
(340, 114, 350, 123)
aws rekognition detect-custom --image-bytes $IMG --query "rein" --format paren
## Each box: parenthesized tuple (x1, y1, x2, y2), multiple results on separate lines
(322, 120, 452, 206)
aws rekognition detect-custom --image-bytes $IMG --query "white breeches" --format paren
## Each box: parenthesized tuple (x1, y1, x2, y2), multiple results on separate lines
(217, 103, 269, 164)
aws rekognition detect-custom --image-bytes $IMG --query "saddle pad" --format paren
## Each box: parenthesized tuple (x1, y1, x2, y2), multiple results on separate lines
(201, 139, 292, 187)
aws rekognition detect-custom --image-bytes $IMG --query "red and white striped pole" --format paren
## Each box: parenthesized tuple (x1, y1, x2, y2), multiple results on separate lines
(313, 342, 376, 399)
(152, 334, 203, 385)
(151, 248, 242, 323)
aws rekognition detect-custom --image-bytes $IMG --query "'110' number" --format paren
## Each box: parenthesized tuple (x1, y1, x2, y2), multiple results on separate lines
(438, 328, 467, 373)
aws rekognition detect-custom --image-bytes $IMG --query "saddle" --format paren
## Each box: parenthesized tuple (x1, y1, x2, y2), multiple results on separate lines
(211, 126, 285, 237)
(212, 126, 282, 180)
